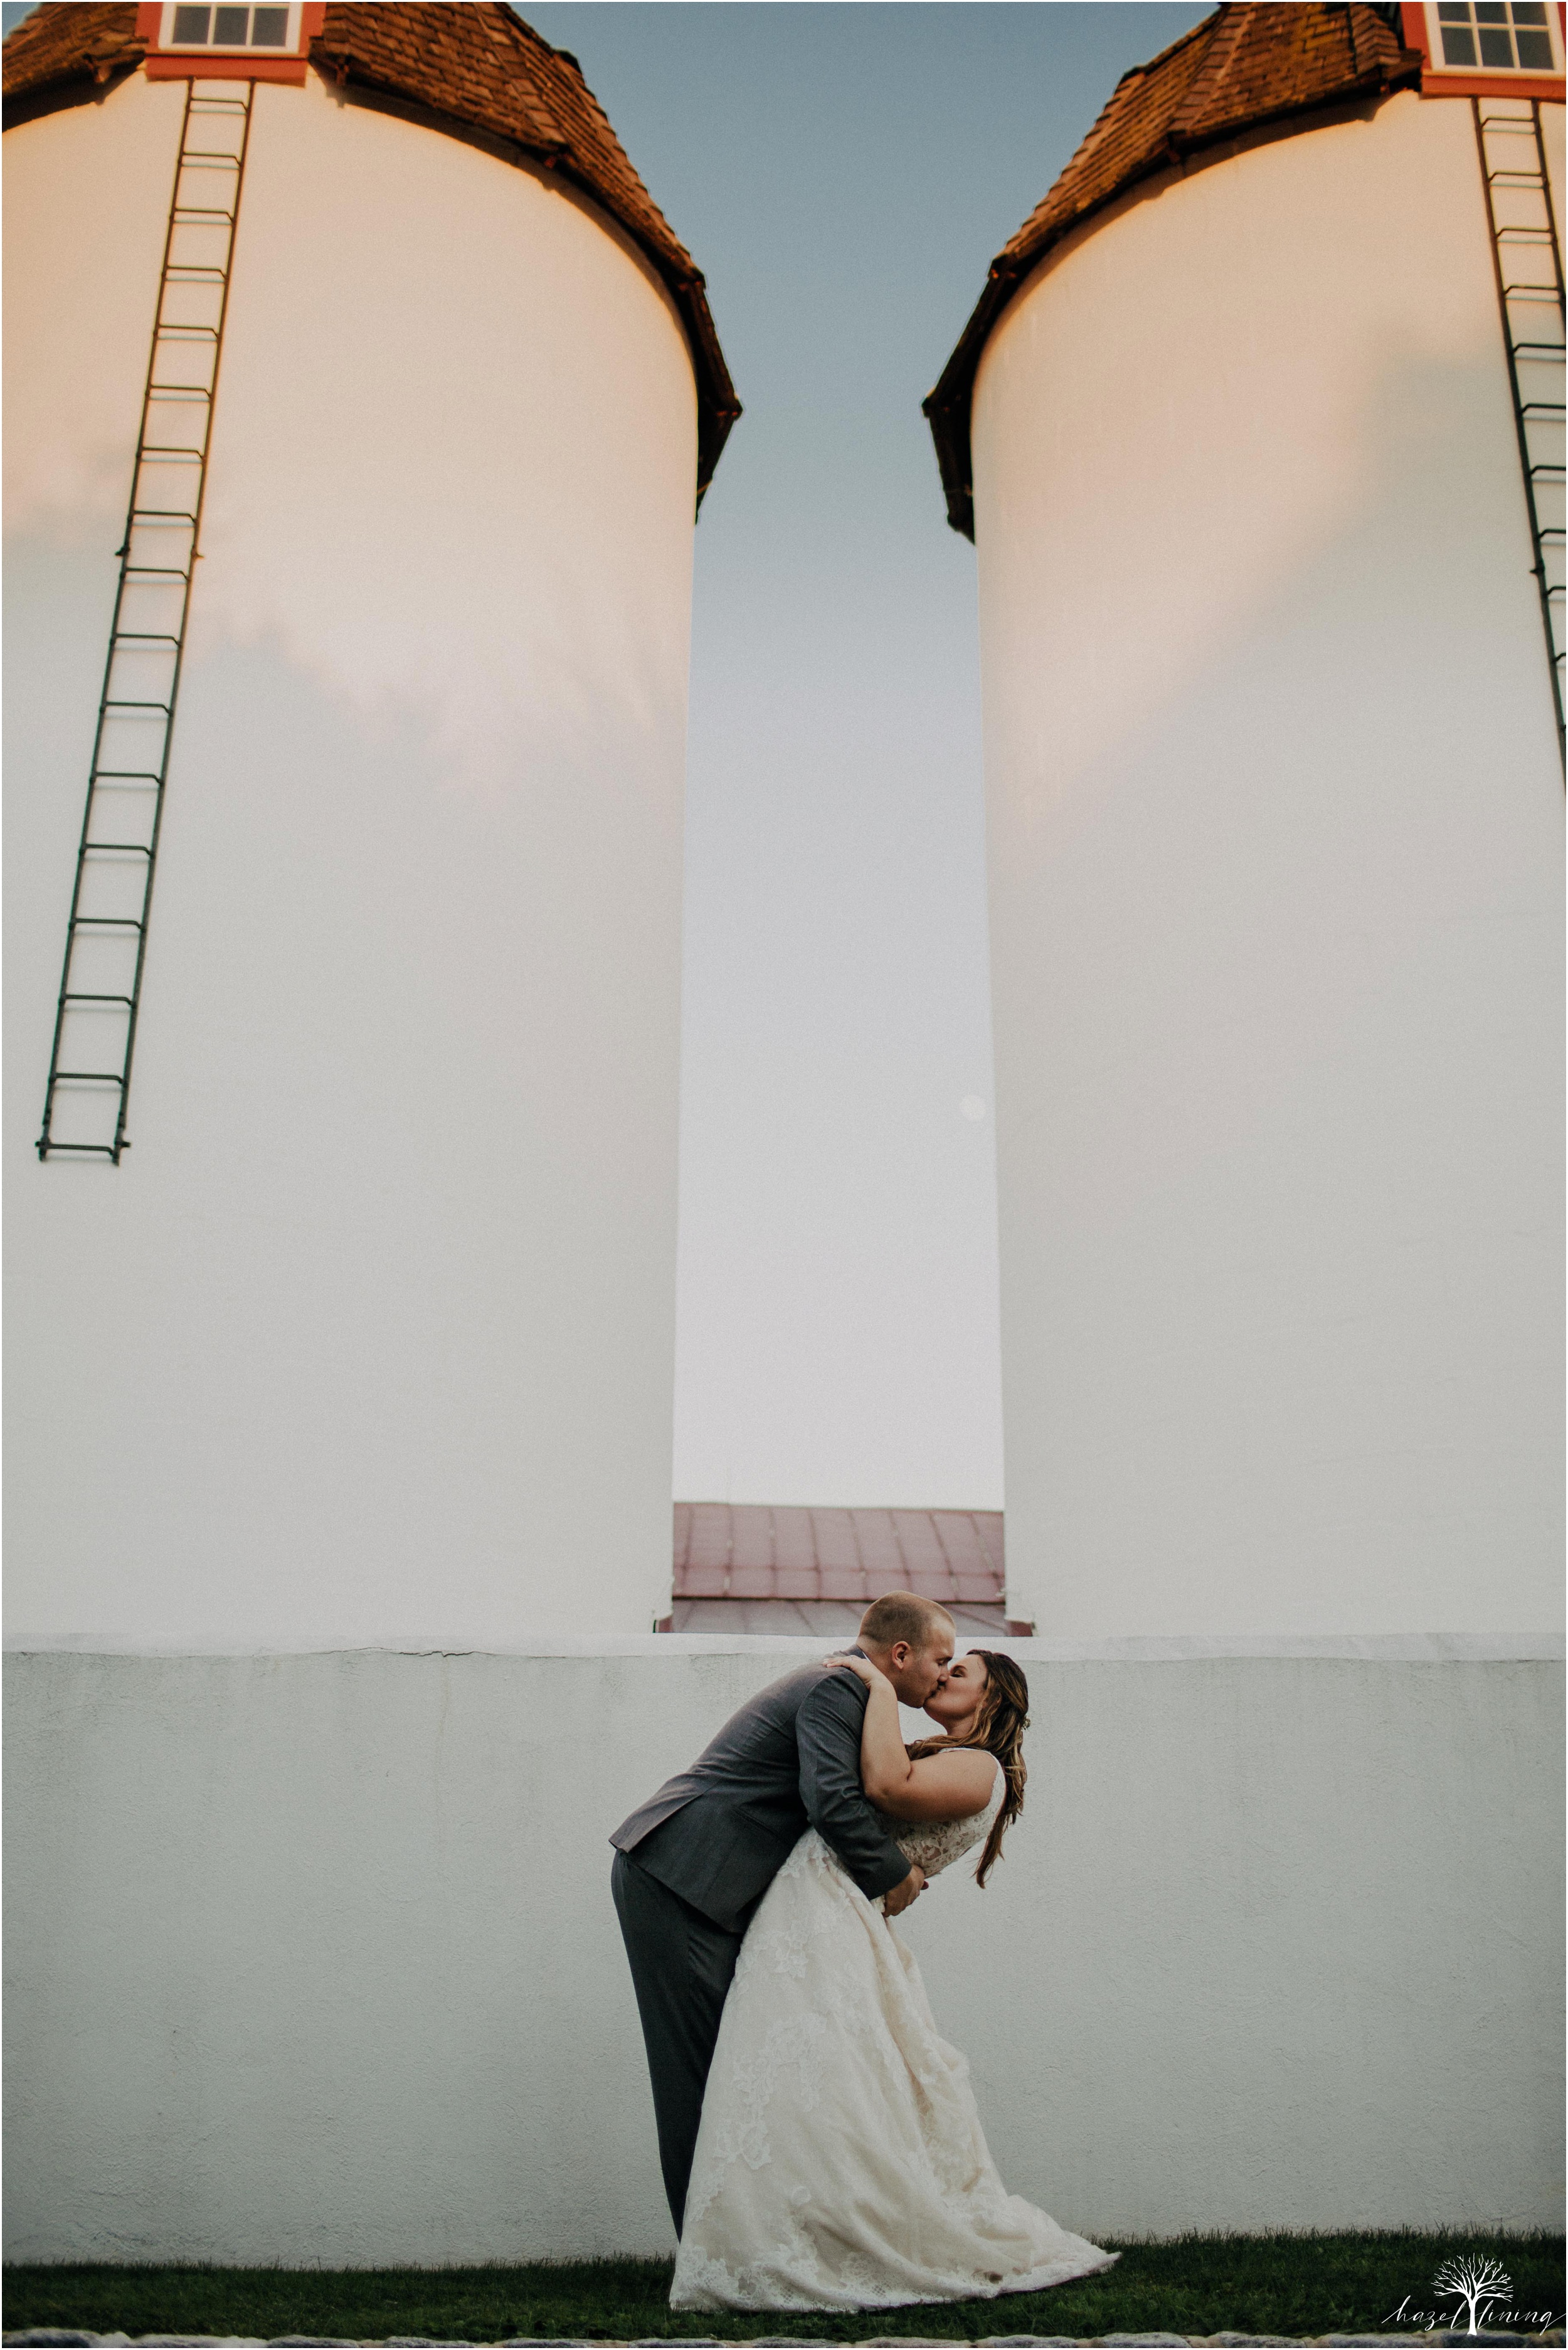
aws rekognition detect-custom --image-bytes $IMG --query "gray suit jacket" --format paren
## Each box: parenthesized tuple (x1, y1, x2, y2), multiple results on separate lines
(610, 1654, 911, 1932)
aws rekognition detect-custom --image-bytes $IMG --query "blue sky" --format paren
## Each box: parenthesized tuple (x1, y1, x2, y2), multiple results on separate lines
(3, 1, 1210, 1507)
(505, 4, 1209, 1508)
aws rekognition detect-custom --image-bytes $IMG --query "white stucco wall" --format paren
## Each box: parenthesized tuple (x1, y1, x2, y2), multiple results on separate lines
(4, 69, 700, 1643)
(4, 1639, 1560, 2263)
(970, 90, 1565, 1641)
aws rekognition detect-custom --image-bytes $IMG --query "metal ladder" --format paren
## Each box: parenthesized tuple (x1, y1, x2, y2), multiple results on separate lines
(37, 79, 254, 1162)
(1473, 95, 1565, 752)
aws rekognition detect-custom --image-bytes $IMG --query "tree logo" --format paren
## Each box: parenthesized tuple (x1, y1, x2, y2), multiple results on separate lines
(1431, 2256, 1513, 2336)
(1382, 2253, 1560, 2335)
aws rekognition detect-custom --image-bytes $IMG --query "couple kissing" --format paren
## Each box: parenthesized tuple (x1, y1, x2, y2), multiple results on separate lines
(610, 1589, 1116, 2314)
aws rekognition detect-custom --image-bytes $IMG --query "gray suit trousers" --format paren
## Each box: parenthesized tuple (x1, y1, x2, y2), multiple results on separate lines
(611, 1846, 743, 2235)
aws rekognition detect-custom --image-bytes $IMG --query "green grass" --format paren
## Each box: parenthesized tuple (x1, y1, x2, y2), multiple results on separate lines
(4, 2231, 1563, 2341)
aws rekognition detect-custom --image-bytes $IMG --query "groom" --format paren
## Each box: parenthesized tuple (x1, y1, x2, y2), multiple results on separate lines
(610, 1590, 956, 2232)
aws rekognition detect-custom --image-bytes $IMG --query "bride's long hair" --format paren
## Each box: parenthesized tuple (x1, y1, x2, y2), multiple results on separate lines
(904, 1650, 1029, 1888)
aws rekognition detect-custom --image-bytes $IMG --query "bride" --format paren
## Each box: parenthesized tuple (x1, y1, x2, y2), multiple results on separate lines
(670, 1644, 1118, 2313)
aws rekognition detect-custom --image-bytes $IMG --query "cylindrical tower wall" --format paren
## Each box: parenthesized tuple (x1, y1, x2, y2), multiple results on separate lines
(4, 66, 700, 1643)
(972, 88, 1564, 1639)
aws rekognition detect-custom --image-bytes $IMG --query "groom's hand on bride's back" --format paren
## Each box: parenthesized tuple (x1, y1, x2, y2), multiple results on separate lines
(883, 1864, 926, 1917)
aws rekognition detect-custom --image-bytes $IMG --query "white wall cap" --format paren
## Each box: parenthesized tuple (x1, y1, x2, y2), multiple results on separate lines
(4, 1630, 1562, 1661)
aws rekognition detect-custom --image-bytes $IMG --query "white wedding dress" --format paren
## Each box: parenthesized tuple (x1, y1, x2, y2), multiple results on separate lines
(671, 1761, 1118, 2313)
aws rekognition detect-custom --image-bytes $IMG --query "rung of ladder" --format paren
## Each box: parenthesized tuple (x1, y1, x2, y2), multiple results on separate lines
(63, 993, 137, 1005)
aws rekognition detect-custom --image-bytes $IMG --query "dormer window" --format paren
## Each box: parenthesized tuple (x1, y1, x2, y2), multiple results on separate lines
(1434, 0, 1559, 68)
(161, 4, 299, 50)
(138, 0, 321, 80)
(1404, 0, 1567, 85)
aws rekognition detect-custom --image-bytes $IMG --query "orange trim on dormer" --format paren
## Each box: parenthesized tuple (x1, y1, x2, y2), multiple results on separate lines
(144, 55, 305, 80)
(1400, 0, 1566, 97)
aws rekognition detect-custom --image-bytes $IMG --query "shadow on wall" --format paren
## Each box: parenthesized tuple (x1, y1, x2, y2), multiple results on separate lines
(985, 339, 1563, 1637)
(3, 606, 682, 1649)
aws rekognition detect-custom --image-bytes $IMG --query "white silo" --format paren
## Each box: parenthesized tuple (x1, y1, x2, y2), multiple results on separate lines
(926, 0, 1564, 1643)
(4, 1, 738, 1646)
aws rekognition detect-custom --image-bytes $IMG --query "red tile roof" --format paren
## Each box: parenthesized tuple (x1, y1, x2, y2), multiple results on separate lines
(669, 1503, 1024, 1634)
(667, 1594, 1015, 1635)
(674, 1502, 1006, 1607)
(3, 3, 738, 507)
(1, 1, 144, 95)
(923, 3, 1420, 539)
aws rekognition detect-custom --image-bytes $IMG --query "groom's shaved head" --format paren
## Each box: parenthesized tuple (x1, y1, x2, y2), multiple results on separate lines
(859, 1592, 955, 1653)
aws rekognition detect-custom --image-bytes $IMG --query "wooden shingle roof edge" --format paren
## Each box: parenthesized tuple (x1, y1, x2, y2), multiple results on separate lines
(922, 3, 1422, 541)
(1, 1, 739, 511)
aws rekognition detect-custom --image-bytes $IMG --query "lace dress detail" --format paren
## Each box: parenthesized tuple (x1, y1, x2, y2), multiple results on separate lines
(877, 1763, 1004, 1885)
(671, 1758, 1118, 2314)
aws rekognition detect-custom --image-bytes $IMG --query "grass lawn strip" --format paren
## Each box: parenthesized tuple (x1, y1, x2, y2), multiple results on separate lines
(7, 2336, 1568, 2347)
(3, 2236, 1562, 2348)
